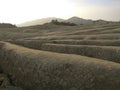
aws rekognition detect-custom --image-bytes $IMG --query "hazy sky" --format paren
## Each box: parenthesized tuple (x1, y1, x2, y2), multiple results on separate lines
(0, 0, 120, 24)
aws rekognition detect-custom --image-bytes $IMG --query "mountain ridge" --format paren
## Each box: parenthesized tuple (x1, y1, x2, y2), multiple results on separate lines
(17, 17, 64, 27)
(65, 16, 93, 25)
(17, 16, 108, 27)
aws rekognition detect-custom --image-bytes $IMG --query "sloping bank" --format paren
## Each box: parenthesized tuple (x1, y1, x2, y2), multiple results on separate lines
(9, 40, 120, 63)
(0, 41, 120, 90)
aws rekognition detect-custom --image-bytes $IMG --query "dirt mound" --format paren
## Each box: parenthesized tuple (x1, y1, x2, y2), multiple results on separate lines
(0, 42, 120, 90)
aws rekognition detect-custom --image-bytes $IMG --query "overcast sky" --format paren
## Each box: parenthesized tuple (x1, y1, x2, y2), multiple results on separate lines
(0, 0, 120, 24)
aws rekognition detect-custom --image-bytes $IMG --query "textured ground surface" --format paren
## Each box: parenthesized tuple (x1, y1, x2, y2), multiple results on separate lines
(0, 22, 120, 90)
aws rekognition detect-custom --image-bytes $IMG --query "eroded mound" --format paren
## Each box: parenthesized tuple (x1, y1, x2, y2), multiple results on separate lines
(0, 42, 120, 90)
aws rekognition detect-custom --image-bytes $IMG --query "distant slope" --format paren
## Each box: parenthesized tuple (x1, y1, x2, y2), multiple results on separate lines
(66, 16, 93, 25)
(17, 16, 114, 27)
(17, 17, 64, 27)
(0, 23, 16, 28)
(17, 16, 95, 27)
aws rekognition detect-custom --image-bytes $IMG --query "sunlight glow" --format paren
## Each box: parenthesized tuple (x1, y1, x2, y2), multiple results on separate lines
(0, 0, 77, 24)
(0, 0, 119, 24)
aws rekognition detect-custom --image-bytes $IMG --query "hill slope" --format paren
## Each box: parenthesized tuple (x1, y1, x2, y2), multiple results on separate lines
(66, 16, 93, 25)
(17, 16, 94, 27)
(17, 17, 64, 27)
(0, 23, 16, 28)
(0, 20, 120, 90)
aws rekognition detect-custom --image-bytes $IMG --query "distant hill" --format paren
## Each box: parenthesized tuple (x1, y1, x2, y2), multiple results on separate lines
(17, 17, 117, 27)
(50, 20, 76, 26)
(65, 16, 93, 25)
(17, 17, 64, 27)
(0, 23, 16, 28)
(93, 19, 109, 24)
(17, 16, 98, 27)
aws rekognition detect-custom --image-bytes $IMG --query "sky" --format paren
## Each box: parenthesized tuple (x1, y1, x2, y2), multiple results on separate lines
(0, 0, 120, 24)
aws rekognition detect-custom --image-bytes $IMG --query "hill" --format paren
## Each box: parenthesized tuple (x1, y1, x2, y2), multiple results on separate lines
(0, 23, 16, 28)
(65, 16, 93, 25)
(0, 20, 120, 90)
(17, 17, 64, 27)
(17, 16, 94, 27)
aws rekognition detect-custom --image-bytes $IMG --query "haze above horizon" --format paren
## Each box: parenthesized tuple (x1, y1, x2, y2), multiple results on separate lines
(0, 0, 120, 24)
